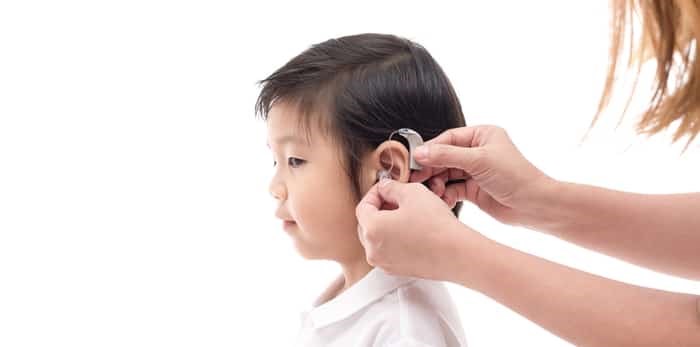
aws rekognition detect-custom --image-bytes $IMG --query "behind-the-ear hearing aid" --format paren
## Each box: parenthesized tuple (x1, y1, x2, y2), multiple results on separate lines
(395, 128, 425, 170)
(377, 128, 425, 181)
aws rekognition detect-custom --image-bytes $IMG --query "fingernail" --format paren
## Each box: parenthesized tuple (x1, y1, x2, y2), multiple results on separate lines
(380, 179, 391, 187)
(414, 145, 428, 159)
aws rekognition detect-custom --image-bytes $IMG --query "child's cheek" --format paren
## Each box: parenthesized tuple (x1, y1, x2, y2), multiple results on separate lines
(292, 186, 323, 232)
(297, 186, 335, 228)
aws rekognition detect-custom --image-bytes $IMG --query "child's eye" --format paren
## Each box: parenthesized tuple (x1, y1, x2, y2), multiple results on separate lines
(288, 157, 306, 168)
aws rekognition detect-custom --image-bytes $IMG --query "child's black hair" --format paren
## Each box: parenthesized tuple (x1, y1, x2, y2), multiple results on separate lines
(256, 33, 466, 216)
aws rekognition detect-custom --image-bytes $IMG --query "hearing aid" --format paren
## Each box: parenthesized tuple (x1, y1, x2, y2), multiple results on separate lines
(394, 128, 425, 170)
(377, 170, 392, 181)
(378, 128, 425, 181)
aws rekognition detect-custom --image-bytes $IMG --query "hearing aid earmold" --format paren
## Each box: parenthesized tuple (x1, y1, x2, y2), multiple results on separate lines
(377, 170, 392, 181)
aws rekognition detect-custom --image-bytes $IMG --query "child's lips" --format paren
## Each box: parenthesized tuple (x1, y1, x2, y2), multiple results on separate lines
(282, 220, 296, 230)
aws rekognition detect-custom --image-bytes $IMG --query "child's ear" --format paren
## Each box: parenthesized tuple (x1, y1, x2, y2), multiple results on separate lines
(371, 140, 411, 183)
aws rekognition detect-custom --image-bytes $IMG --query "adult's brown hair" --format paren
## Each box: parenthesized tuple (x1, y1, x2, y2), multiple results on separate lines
(597, 0, 699, 144)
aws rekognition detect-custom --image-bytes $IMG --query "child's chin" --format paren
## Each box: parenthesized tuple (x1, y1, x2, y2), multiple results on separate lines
(295, 249, 325, 260)
(298, 253, 321, 260)
(292, 241, 325, 260)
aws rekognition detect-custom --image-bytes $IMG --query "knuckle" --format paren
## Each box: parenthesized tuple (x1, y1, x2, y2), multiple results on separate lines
(493, 125, 507, 136)
(446, 128, 457, 144)
(469, 147, 489, 172)
(473, 146, 488, 161)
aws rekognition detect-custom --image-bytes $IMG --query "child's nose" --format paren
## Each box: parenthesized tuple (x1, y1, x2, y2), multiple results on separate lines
(268, 177, 287, 201)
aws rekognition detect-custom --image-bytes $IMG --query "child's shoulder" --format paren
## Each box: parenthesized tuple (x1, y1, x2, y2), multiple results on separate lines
(369, 279, 467, 347)
(300, 271, 466, 347)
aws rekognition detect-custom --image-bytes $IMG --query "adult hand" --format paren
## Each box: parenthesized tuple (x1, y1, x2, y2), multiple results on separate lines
(411, 125, 556, 229)
(355, 179, 482, 281)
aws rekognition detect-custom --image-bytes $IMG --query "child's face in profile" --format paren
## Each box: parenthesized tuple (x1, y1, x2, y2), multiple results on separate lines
(267, 102, 369, 263)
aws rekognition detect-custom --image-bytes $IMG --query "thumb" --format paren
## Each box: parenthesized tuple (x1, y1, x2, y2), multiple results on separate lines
(356, 182, 381, 223)
(417, 144, 484, 173)
(376, 179, 410, 206)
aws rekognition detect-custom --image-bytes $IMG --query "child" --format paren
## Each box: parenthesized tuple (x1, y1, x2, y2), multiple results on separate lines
(256, 33, 468, 347)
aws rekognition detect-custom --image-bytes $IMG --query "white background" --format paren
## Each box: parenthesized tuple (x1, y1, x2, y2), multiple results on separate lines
(1, 1, 699, 346)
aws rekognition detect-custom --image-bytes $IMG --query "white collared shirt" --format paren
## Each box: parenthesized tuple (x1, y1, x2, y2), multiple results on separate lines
(297, 268, 467, 347)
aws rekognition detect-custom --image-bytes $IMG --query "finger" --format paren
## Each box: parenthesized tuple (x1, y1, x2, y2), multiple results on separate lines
(412, 166, 469, 186)
(357, 223, 369, 249)
(376, 179, 411, 206)
(381, 200, 399, 211)
(444, 181, 469, 204)
(441, 194, 454, 208)
(425, 126, 478, 147)
(410, 126, 482, 183)
(444, 179, 483, 207)
(411, 127, 474, 182)
(448, 168, 470, 181)
(356, 183, 382, 222)
(428, 171, 448, 197)
(418, 144, 485, 175)
(410, 166, 447, 183)
(443, 197, 457, 209)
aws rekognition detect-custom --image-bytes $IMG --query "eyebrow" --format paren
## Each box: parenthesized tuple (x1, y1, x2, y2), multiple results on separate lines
(267, 134, 309, 147)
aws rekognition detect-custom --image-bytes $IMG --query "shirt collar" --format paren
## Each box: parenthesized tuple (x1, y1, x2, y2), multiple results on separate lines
(305, 268, 415, 329)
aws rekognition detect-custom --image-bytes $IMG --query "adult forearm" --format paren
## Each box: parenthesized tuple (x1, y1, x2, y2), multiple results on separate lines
(531, 181, 700, 279)
(453, 234, 700, 347)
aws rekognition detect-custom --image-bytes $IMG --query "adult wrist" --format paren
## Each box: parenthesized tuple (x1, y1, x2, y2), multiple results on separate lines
(518, 177, 571, 234)
(441, 221, 496, 287)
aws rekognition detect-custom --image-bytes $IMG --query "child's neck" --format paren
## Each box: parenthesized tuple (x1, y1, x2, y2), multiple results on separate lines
(314, 251, 374, 306)
(335, 257, 373, 297)
(315, 257, 373, 305)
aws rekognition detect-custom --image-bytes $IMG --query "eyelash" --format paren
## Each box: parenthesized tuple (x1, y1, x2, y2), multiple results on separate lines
(272, 157, 306, 168)
(288, 157, 306, 168)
